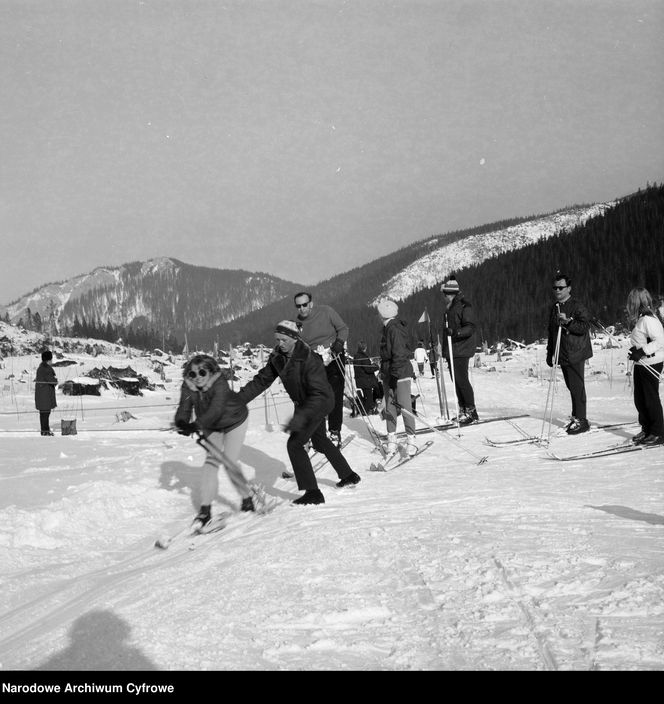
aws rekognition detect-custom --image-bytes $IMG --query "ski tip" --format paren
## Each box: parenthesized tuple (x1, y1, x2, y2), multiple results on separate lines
(478, 456, 489, 465)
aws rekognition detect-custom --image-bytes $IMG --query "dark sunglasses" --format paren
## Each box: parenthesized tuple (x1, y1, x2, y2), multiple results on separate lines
(188, 369, 208, 379)
(295, 302, 310, 308)
(552, 285, 568, 290)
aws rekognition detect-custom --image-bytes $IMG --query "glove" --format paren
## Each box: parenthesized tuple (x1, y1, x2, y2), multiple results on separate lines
(330, 339, 345, 355)
(444, 327, 453, 338)
(175, 419, 198, 436)
(546, 356, 553, 368)
(628, 346, 646, 362)
(285, 415, 305, 434)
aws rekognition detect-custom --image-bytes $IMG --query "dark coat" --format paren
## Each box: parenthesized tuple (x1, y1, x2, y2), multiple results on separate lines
(237, 340, 334, 426)
(379, 318, 413, 388)
(174, 373, 248, 434)
(353, 348, 379, 391)
(442, 295, 477, 359)
(35, 362, 57, 411)
(546, 296, 593, 366)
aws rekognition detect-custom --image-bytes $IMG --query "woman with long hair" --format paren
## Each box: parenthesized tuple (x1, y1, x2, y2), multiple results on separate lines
(625, 288, 664, 445)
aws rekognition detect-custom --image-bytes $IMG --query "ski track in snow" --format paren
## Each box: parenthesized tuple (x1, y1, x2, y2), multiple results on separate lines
(0, 338, 663, 671)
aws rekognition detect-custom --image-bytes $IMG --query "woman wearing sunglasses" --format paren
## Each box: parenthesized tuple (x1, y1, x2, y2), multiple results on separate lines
(173, 354, 254, 526)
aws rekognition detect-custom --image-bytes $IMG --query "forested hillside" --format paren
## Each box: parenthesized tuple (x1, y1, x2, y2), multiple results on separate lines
(202, 184, 662, 355)
(189, 214, 546, 349)
(361, 183, 664, 353)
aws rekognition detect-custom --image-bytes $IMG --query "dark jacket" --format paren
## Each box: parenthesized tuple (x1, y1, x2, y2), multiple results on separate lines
(237, 340, 334, 427)
(379, 318, 413, 388)
(442, 295, 477, 359)
(546, 296, 593, 366)
(353, 347, 379, 390)
(174, 373, 248, 435)
(35, 362, 57, 411)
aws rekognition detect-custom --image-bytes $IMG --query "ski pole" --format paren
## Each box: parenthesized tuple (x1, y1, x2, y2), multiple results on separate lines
(259, 346, 274, 432)
(445, 314, 461, 436)
(437, 336, 450, 419)
(540, 307, 562, 443)
(396, 401, 488, 465)
(331, 350, 387, 456)
(433, 335, 447, 419)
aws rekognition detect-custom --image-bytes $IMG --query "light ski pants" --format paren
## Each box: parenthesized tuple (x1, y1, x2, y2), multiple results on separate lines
(383, 377, 416, 436)
(200, 418, 250, 505)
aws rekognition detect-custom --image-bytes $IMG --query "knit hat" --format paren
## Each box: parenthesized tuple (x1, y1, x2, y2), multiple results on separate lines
(441, 277, 460, 295)
(377, 299, 398, 319)
(275, 320, 301, 339)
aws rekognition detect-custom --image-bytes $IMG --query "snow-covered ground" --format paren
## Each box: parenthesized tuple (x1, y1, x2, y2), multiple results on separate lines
(0, 335, 662, 672)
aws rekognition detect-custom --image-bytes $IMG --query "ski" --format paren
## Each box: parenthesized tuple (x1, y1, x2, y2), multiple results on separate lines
(485, 435, 543, 447)
(154, 483, 275, 549)
(547, 442, 662, 461)
(154, 511, 232, 550)
(369, 440, 434, 472)
(390, 413, 529, 439)
(281, 433, 355, 479)
(485, 419, 640, 447)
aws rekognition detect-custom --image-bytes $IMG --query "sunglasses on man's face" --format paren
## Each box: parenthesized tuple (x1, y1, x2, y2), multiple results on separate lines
(295, 301, 310, 309)
(188, 369, 208, 379)
(552, 285, 568, 291)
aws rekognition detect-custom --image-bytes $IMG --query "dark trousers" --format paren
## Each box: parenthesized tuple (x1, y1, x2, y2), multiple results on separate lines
(287, 417, 353, 491)
(561, 361, 587, 420)
(326, 362, 345, 433)
(356, 386, 377, 414)
(447, 356, 475, 410)
(39, 411, 51, 433)
(633, 363, 664, 436)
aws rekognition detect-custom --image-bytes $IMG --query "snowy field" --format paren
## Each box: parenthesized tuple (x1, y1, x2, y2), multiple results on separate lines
(0, 335, 662, 672)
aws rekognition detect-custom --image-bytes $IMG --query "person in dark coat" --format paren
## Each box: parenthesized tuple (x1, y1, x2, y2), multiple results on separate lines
(35, 350, 58, 436)
(174, 354, 254, 525)
(377, 299, 418, 456)
(546, 271, 593, 434)
(352, 340, 380, 415)
(237, 320, 360, 505)
(440, 277, 479, 425)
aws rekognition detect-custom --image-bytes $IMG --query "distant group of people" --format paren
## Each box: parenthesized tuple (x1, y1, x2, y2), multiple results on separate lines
(34, 271, 664, 523)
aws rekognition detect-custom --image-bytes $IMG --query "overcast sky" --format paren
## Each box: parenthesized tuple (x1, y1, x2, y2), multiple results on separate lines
(1, 0, 663, 304)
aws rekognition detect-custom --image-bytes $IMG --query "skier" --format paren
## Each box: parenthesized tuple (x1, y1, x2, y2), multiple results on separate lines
(546, 272, 593, 434)
(237, 320, 360, 505)
(377, 299, 418, 456)
(625, 287, 664, 445)
(173, 354, 255, 526)
(352, 340, 380, 415)
(413, 341, 429, 376)
(35, 349, 58, 436)
(440, 277, 479, 425)
(294, 292, 349, 447)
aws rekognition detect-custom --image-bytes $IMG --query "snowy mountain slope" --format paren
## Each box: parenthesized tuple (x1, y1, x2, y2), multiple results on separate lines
(0, 323, 662, 671)
(374, 202, 616, 303)
(0, 257, 302, 334)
